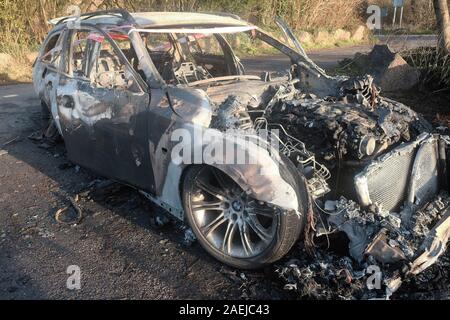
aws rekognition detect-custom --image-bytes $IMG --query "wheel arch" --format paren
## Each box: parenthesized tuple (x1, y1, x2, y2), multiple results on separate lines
(160, 126, 309, 221)
(177, 154, 308, 219)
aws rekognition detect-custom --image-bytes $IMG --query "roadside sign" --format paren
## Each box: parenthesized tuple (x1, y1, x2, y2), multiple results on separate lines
(392, 0, 404, 28)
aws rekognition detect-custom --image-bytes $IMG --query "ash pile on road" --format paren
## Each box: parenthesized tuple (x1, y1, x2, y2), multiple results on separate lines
(274, 192, 450, 300)
(394, 252, 450, 299)
(276, 249, 369, 300)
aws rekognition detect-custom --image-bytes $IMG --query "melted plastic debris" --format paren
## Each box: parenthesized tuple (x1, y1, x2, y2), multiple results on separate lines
(411, 193, 450, 238)
(182, 227, 197, 246)
(395, 252, 450, 299)
(275, 247, 378, 300)
(276, 192, 450, 300)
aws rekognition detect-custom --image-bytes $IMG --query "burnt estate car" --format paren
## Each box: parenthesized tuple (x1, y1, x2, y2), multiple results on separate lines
(33, 10, 450, 290)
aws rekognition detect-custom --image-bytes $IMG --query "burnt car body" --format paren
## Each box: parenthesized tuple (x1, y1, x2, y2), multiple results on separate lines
(33, 10, 450, 292)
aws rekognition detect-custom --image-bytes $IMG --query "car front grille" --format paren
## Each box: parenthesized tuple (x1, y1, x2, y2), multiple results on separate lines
(354, 134, 439, 212)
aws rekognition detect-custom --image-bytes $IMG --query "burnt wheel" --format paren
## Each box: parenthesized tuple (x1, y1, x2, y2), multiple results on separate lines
(41, 100, 51, 127)
(182, 166, 304, 269)
(40, 100, 62, 141)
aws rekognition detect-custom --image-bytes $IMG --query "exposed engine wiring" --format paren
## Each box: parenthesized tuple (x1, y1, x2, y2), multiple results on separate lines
(254, 117, 331, 198)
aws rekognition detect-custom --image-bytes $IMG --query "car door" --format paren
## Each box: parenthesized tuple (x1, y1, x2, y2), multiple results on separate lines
(56, 26, 154, 192)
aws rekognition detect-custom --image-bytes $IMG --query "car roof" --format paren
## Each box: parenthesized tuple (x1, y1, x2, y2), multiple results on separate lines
(50, 11, 250, 28)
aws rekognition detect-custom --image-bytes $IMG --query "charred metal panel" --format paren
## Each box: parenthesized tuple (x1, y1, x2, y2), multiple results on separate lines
(56, 75, 153, 191)
(147, 98, 178, 195)
(204, 79, 283, 106)
(94, 90, 152, 191)
(166, 86, 213, 127)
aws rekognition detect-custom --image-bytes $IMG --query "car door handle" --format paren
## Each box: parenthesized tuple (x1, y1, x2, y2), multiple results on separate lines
(42, 67, 48, 79)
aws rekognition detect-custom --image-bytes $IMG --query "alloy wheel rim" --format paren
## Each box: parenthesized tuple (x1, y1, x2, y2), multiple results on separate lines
(189, 167, 278, 259)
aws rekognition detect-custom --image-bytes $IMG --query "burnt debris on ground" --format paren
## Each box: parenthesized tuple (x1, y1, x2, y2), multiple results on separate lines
(275, 192, 450, 300)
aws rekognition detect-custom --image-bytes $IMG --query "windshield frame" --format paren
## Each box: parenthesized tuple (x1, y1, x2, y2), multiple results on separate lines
(129, 25, 302, 87)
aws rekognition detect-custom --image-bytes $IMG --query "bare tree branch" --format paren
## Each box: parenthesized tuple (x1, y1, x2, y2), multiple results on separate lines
(433, 0, 450, 53)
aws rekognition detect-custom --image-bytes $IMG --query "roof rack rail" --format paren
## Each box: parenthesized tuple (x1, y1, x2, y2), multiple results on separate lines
(57, 9, 136, 26)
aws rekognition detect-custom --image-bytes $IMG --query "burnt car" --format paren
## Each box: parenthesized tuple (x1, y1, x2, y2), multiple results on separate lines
(33, 10, 450, 291)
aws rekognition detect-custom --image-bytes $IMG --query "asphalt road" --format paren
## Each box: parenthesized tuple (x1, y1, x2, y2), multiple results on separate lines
(0, 37, 438, 300)
(243, 34, 437, 73)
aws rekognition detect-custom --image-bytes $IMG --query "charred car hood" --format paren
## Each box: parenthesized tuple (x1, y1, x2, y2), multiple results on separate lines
(167, 86, 213, 127)
(204, 78, 287, 106)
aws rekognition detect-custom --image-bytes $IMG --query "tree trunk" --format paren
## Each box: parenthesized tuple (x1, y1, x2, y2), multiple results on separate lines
(411, 0, 418, 16)
(433, 0, 450, 53)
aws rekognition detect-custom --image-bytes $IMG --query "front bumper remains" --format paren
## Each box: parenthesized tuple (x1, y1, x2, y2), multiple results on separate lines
(320, 133, 450, 296)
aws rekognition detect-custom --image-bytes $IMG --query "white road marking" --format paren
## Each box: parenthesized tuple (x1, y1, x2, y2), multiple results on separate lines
(2, 94, 19, 98)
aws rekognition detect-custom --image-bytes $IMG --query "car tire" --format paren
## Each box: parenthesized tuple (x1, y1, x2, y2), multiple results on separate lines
(41, 100, 51, 127)
(182, 165, 307, 269)
(40, 100, 62, 141)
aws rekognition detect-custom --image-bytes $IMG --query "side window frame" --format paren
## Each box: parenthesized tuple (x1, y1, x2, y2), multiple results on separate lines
(67, 25, 147, 93)
(67, 28, 96, 81)
(40, 30, 65, 71)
